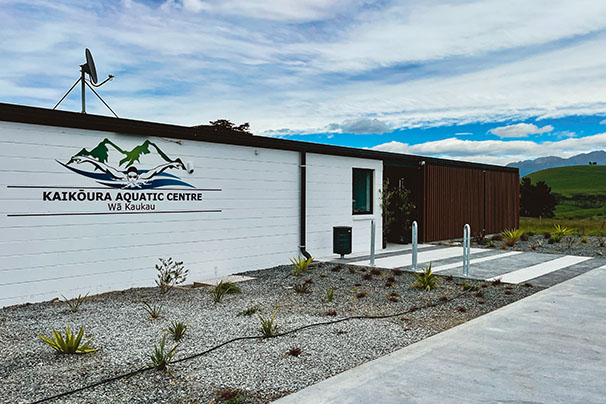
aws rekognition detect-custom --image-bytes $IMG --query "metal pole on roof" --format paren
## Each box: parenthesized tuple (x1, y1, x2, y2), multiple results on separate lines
(370, 219, 376, 267)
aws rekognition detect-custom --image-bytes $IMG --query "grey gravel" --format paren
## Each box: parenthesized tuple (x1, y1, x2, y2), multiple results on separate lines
(0, 263, 540, 404)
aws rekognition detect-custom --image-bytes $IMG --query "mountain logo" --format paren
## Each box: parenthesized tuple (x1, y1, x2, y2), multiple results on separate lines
(58, 138, 194, 189)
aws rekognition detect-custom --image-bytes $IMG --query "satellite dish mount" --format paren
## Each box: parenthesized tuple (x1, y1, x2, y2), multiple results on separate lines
(53, 48, 118, 117)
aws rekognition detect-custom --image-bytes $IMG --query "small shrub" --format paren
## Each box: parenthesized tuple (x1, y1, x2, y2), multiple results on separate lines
(474, 291, 484, 298)
(457, 306, 467, 313)
(501, 229, 524, 247)
(548, 237, 556, 244)
(597, 233, 606, 247)
(325, 286, 336, 303)
(385, 282, 393, 288)
(409, 305, 418, 312)
(563, 235, 576, 249)
(478, 300, 486, 305)
(62, 293, 88, 313)
(319, 274, 328, 278)
(165, 321, 188, 341)
(491, 278, 502, 286)
(504, 290, 513, 295)
(526, 231, 536, 236)
(445, 275, 454, 281)
(304, 278, 314, 284)
(391, 268, 403, 276)
(439, 296, 448, 301)
(361, 273, 372, 280)
(38, 326, 96, 354)
(387, 276, 395, 283)
(210, 281, 242, 303)
(520, 233, 529, 242)
(523, 282, 533, 287)
(474, 232, 486, 245)
(258, 311, 279, 337)
(237, 306, 260, 316)
(530, 244, 537, 251)
(287, 347, 302, 357)
(143, 302, 163, 319)
(324, 309, 337, 316)
(412, 263, 439, 291)
(370, 268, 381, 275)
(290, 256, 313, 276)
(388, 296, 399, 302)
(293, 283, 311, 294)
(579, 236, 589, 244)
(552, 224, 572, 243)
(356, 291, 367, 299)
(481, 283, 488, 288)
(348, 266, 356, 274)
(486, 240, 497, 248)
(461, 281, 481, 292)
(389, 291, 399, 297)
(216, 388, 246, 404)
(331, 265, 342, 272)
(543, 232, 551, 239)
(353, 283, 361, 287)
(597, 250, 603, 256)
(155, 257, 189, 294)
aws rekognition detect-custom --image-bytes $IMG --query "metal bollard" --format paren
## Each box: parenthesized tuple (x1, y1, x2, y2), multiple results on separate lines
(463, 224, 471, 276)
(412, 221, 418, 271)
(370, 219, 376, 267)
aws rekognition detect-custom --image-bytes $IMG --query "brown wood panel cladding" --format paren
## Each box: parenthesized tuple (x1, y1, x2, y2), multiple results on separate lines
(423, 164, 519, 241)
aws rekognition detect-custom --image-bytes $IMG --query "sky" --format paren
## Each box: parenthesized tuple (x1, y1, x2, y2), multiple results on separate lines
(2, 0, 606, 166)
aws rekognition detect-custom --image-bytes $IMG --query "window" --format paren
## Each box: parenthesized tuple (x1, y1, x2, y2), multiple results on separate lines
(352, 168, 373, 214)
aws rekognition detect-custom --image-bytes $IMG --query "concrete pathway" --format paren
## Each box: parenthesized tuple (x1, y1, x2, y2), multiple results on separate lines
(273, 265, 606, 404)
(329, 245, 606, 287)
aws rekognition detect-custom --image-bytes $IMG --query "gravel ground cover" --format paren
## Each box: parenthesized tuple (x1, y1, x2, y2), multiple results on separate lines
(450, 234, 606, 257)
(0, 262, 541, 404)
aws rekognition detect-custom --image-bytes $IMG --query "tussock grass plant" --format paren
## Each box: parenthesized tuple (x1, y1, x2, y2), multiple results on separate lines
(552, 224, 573, 243)
(412, 264, 439, 291)
(290, 256, 313, 276)
(258, 311, 279, 337)
(143, 302, 163, 319)
(147, 334, 177, 376)
(165, 321, 188, 341)
(325, 286, 336, 303)
(501, 229, 524, 247)
(287, 347, 302, 357)
(461, 281, 481, 292)
(155, 257, 189, 294)
(209, 281, 241, 303)
(62, 293, 88, 313)
(38, 326, 96, 354)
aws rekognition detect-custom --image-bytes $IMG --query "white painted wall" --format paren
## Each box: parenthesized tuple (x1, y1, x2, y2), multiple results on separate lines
(0, 121, 383, 307)
(306, 153, 383, 259)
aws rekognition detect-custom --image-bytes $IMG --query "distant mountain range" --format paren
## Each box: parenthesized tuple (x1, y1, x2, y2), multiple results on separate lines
(507, 150, 606, 176)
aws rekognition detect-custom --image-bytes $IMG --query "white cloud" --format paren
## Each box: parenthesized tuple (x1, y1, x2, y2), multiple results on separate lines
(372, 133, 606, 165)
(339, 118, 390, 134)
(488, 123, 554, 138)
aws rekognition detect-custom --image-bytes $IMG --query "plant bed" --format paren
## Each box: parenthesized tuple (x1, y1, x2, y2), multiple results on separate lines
(0, 263, 541, 404)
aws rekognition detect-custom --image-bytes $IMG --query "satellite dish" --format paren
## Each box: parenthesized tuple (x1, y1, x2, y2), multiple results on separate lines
(52, 48, 117, 117)
(84, 48, 98, 84)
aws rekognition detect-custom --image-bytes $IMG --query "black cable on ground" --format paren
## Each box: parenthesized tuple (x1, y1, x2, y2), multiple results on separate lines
(30, 290, 470, 404)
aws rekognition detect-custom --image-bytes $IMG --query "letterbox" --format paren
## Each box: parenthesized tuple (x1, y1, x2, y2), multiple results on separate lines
(333, 226, 352, 258)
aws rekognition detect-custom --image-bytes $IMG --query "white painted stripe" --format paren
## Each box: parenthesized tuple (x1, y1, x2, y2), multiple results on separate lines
(487, 255, 593, 284)
(350, 246, 486, 268)
(317, 243, 435, 263)
(431, 251, 523, 273)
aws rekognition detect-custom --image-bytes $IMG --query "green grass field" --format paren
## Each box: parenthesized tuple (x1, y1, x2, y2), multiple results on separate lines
(520, 217, 606, 236)
(525, 165, 606, 220)
(527, 165, 606, 197)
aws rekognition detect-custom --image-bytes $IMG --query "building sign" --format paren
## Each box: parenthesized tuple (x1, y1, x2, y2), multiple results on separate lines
(6, 138, 221, 217)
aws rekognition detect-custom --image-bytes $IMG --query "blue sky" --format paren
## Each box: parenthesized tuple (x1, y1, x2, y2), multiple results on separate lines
(2, 0, 606, 166)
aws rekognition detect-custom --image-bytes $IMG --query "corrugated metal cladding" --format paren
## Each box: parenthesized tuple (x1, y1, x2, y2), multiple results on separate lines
(422, 164, 519, 241)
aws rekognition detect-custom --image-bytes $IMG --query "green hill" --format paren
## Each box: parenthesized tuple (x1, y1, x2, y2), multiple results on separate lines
(525, 165, 606, 219)
(526, 165, 606, 197)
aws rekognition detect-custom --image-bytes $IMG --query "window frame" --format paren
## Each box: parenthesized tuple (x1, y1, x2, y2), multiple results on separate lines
(352, 168, 374, 215)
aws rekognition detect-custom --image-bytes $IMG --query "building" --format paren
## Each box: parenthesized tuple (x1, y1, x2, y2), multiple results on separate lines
(0, 103, 519, 307)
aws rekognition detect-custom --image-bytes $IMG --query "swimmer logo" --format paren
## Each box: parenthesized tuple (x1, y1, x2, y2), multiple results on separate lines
(59, 138, 194, 189)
